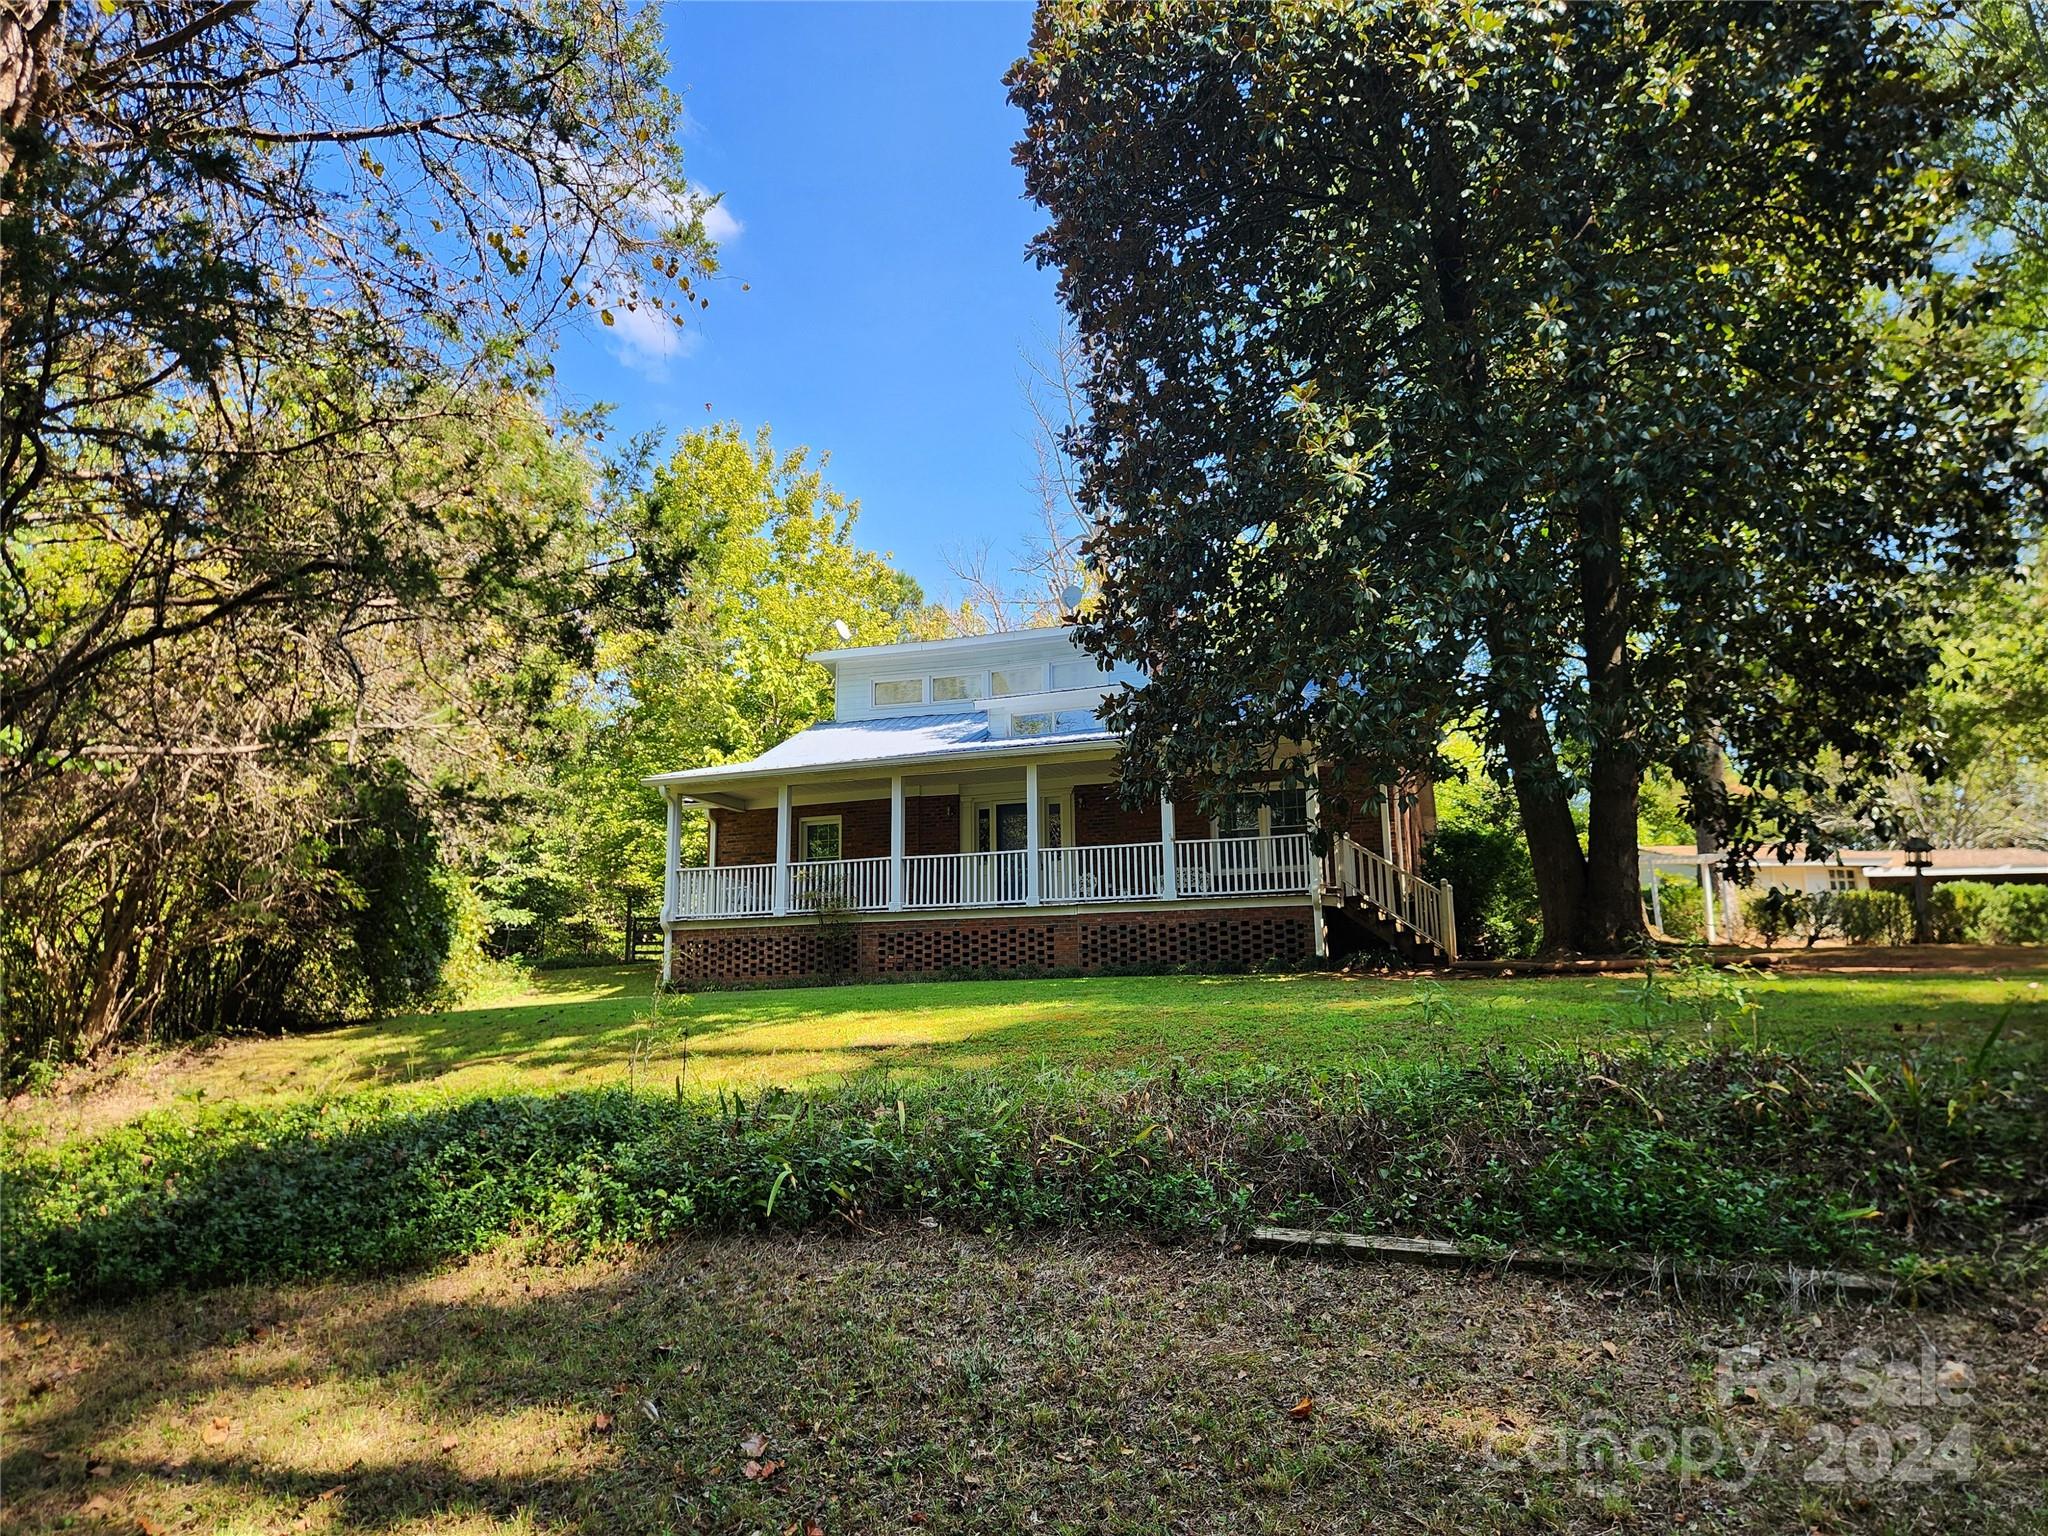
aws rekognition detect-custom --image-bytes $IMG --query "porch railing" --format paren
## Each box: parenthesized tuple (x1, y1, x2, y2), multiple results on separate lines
(1328, 834, 1457, 959)
(1040, 840, 1164, 903)
(1177, 832, 1316, 898)
(664, 834, 1327, 923)
(670, 862, 775, 920)
(791, 855, 890, 913)
(903, 849, 1029, 910)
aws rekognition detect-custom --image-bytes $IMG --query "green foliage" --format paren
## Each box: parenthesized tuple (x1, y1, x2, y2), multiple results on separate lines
(1651, 875, 1705, 943)
(1012, 0, 2039, 952)
(1923, 880, 2048, 944)
(1929, 881, 1999, 944)
(509, 425, 926, 929)
(1423, 825, 1541, 960)
(1424, 735, 1542, 958)
(327, 764, 457, 1015)
(1976, 884, 2048, 944)
(1837, 891, 1915, 947)
(1741, 891, 1793, 949)
(8, 1039, 2039, 1308)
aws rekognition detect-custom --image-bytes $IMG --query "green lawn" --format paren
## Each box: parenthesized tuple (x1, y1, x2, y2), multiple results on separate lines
(20, 960, 2045, 1145)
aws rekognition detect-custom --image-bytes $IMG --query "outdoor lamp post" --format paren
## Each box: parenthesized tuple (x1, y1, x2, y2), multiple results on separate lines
(1904, 835, 1934, 945)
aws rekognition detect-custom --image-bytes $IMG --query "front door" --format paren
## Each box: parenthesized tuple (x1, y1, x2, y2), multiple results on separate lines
(993, 801, 1028, 852)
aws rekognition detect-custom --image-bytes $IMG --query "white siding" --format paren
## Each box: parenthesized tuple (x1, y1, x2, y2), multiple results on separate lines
(828, 631, 1136, 723)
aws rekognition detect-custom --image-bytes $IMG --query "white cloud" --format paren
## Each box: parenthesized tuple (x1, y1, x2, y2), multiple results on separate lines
(631, 181, 742, 246)
(595, 289, 702, 380)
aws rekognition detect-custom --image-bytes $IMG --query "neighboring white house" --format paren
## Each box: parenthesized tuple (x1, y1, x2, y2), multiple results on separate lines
(1638, 841, 2048, 940)
(644, 627, 1452, 984)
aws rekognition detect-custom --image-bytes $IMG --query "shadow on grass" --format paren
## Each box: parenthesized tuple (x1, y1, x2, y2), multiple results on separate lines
(5, 1233, 2037, 1535)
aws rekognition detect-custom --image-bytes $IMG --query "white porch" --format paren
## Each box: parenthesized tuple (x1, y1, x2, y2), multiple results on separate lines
(665, 832, 1321, 920)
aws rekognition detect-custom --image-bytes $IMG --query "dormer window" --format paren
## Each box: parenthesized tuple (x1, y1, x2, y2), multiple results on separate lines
(931, 673, 983, 703)
(989, 665, 1044, 698)
(1048, 659, 1095, 690)
(872, 678, 923, 707)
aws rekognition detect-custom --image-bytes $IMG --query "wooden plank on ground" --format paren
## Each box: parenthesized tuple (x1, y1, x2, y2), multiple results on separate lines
(1246, 1224, 1897, 1301)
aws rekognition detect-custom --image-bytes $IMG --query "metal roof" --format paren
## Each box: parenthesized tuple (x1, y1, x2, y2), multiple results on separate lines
(644, 709, 1117, 790)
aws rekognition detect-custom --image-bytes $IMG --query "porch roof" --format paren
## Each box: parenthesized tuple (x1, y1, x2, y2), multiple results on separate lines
(643, 710, 1117, 794)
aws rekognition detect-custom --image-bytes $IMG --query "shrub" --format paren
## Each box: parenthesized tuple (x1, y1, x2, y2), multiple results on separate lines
(1928, 881, 1997, 944)
(6, 1041, 2041, 1308)
(1422, 824, 1542, 959)
(1836, 890, 1913, 946)
(1979, 884, 2048, 945)
(1650, 873, 1705, 941)
(1741, 890, 1794, 948)
(1793, 891, 1841, 947)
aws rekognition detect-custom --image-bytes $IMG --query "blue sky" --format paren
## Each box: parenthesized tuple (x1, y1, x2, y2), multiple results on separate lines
(548, 1, 1060, 604)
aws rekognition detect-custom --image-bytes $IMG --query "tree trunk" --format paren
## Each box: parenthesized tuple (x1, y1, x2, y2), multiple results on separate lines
(1488, 672, 1587, 954)
(1577, 493, 1648, 953)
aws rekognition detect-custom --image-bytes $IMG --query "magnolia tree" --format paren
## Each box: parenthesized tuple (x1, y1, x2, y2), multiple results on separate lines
(1011, 0, 2040, 952)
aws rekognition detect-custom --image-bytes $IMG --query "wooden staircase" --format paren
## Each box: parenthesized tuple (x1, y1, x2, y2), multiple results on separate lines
(1321, 835, 1458, 964)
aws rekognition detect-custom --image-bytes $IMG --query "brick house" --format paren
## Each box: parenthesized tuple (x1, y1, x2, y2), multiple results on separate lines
(647, 628, 1450, 984)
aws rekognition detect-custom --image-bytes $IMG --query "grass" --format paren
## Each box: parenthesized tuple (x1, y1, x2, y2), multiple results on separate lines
(15, 960, 2047, 1145)
(5, 1230, 2043, 1535)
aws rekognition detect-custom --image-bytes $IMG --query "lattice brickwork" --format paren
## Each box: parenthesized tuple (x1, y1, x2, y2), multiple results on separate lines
(667, 905, 1314, 984)
(870, 919, 1061, 975)
(1077, 909, 1313, 971)
(669, 926, 823, 984)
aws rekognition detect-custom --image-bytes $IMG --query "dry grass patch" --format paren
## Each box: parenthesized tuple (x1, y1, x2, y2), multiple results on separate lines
(5, 1232, 2044, 1534)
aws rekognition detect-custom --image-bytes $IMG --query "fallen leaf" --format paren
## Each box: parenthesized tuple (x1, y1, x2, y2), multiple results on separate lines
(1287, 1395, 1315, 1420)
(737, 1431, 768, 1459)
(439, 1436, 459, 1454)
(804, 1520, 826, 1536)
(139, 1519, 168, 1536)
(741, 1457, 780, 1482)
(81, 1494, 114, 1514)
(199, 1415, 233, 1447)
(89, 1457, 115, 1475)
(1598, 1340, 1619, 1360)
(591, 1413, 614, 1434)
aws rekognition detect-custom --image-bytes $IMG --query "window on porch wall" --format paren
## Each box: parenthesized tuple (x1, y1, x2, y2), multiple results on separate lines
(800, 817, 841, 862)
(1220, 786, 1308, 837)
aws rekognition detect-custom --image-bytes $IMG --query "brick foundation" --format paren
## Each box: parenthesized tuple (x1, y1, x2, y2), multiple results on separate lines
(665, 903, 1315, 985)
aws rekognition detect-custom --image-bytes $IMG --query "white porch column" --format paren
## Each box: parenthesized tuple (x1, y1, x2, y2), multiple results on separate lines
(706, 808, 718, 869)
(1159, 794, 1178, 900)
(1025, 762, 1042, 906)
(1700, 865, 1718, 945)
(661, 791, 681, 986)
(663, 791, 682, 918)
(1378, 786, 1396, 867)
(1305, 771, 1327, 955)
(773, 783, 792, 916)
(1648, 863, 1665, 931)
(889, 774, 905, 911)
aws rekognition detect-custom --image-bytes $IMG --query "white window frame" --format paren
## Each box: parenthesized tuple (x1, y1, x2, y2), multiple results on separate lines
(988, 663, 1046, 698)
(962, 792, 1071, 853)
(797, 814, 843, 863)
(871, 677, 925, 709)
(1826, 864, 1858, 892)
(929, 673, 983, 704)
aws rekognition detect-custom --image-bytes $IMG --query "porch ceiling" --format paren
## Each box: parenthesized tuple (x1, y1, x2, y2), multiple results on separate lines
(669, 751, 1123, 812)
